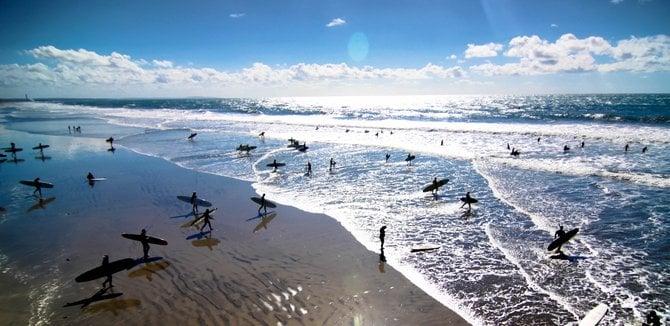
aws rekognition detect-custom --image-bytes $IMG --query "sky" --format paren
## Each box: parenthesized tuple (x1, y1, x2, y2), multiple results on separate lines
(1, 0, 669, 98)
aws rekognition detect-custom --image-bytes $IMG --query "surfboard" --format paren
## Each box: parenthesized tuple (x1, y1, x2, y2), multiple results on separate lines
(4, 148, 23, 153)
(188, 133, 197, 139)
(32, 144, 50, 150)
(236, 145, 257, 151)
(19, 180, 54, 188)
(266, 162, 286, 168)
(251, 197, 277, 208)
(422, 179, 449, 192)
(88, 177, 107, 181)
(460, 197, 478, 204)
(75, 258, 136, 282)
(122, 233, 168, 246)
(176, 195, 213, 207)
(547, 228, 579, 251)
(411, 246, 440, 253)
(405, 155, 416, 161)
(578, 303, 608, 326)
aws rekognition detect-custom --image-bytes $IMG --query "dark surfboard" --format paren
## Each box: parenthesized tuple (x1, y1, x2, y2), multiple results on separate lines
(122, 233, 168, 246)
(460, 197, 478, 204)
(32, 144, 50, 150)
(266, 162, 286, 168)
(547, 228, 579, 251)
(19, 180, 54, 188)
(422, 179, 449, 192)
(176, 195, 213, 207)
(75, 258, 136, 282)
(251, 197, 277, 208)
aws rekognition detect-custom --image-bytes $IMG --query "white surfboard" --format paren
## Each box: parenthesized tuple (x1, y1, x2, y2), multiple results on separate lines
(578, 303, 608, 326)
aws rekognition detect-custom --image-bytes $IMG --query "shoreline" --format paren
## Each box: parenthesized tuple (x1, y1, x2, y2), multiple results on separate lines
(0, 128, 469, 325)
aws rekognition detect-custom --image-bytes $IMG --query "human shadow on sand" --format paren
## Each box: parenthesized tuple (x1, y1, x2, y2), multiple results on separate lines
(64, 287, 124, 309)
(128, 258, 170, 281)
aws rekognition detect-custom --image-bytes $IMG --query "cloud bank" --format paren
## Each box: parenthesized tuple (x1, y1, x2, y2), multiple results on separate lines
(1, 33, 668, 97)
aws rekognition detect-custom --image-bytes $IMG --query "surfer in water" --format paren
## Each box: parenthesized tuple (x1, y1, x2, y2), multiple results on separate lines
(200, 208, 214, 232)
(554, 225, 567, 253)
(140, 229, 150, 261)
(379, 226, 386, 249)
(87, 172, 95, 181)
(432, 178, 440, 196)
(460, 192, 474, 212)
(329, 158, 336, 172)
(190, 192, 199, 215)
(385, 153, 390, 163)
(257, 193, 268, 215)
(101, 255, 112, 289)
(306, 161, 312, 175)
(33, 177, 42, 198)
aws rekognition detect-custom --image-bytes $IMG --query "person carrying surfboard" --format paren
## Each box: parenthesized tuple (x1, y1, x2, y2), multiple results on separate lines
(257, 194, 268, 215)
(140, 229, 150, 261)
(33, 177, 43, 198)
(190, 192, 199, 215)
(101, 255, 113, 289)
(554, 225, 567, 253)
(460, 192, 475, 212)
(431, 178, 439, 196)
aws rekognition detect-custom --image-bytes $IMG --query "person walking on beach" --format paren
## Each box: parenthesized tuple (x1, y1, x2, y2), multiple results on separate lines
(101, 255, 113, 289)
(140, 229, 150, 261)
(379, 226, 387, 249)
(33, 177, 43, 198)
(257, 193, 268, 215)
(190, 192, 199, 215)
(554, 225, 566, 253)
(200, 208, 214, 232)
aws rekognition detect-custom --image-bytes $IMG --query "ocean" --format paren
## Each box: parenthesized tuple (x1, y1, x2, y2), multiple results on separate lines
(2, 94, 668, 325)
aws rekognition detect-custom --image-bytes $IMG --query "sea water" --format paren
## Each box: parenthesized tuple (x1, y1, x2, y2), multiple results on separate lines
(2, 94, 668, 325)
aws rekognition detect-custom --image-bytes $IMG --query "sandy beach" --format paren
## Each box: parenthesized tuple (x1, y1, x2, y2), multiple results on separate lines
(0, 128, 468, 325)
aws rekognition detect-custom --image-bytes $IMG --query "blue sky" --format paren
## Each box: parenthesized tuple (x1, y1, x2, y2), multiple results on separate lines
(1, 0, 669, 98)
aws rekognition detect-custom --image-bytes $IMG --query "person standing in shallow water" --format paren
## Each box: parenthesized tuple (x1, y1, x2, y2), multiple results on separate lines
(258, 193, 268, 215)
(554, 225, 566, 253)
(379, 226, 386, 249)
(140, 229, 150, 261)
(33, 177, 43, 198)
(190, 192, 199, 215)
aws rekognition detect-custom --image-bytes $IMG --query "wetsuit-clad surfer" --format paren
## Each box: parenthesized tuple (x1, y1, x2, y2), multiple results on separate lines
(101, 255, 112, 289)
(33, 177, 42, 198)
(379, 226, 386, 249)
(140, 229, 150, 261)
(329, 158, 336, 172)
(258, 193, 268, 215)
(554, 225, 567, 253)
(385, 154, 390, 163)
(460, 192, 474, 212)
(432, 178, 439, 196)
(87, 172, 95, 181)
(190, 192, 199, 215)
(200, 208, 214, 232)
(306, 162, 312, 175)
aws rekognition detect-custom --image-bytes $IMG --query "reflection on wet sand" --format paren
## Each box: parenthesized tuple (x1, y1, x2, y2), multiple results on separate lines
(128, 260, 171, 281)
(253, 212, 277, 233)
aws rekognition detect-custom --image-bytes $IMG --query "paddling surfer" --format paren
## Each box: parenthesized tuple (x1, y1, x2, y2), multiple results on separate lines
(101, 255, 113, 289)
(140, 229, 150, 261)
(200, 208, 214, 232)
(554, 225, 567, 254)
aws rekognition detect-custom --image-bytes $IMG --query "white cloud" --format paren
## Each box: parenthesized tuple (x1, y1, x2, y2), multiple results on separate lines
(464, 42, 503, 58)
(229, 13, 245, 18)
(449, 54, 457, 60)
(326, 18, 346, 27)
(470, 33, 670, 76)
(152, 60, 173, 68)
(551, 23, 558, 28)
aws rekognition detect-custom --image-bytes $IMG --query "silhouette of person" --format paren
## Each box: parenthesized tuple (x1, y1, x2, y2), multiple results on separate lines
(581, 141, 585, 148)
(642, 146, 648, 153)
(625, 143, 629, 152)
(258, 193, 268, 215)
(645, 308, 661, 326)
(306, 162, 312, 175)
(101, 255, 112, 289)
(440, 139, 444, 146)
(554, 225, 567, 253)
(190, 192, 199, 215)
(460, 192, 474, 212)
(33, 177, 42, 198)
(563, 145, 570, 152)
(200, 208, 214, 232)
(379, 226, 386, 249)
(258, 131, 265, 138)
(140, 229, 150, 261)
(87, 172, 95, 181)
(385, 154, 390, 163)
(106, 137, 114, 145)
(432, 177, 439, 196)
(329, 158, 336, 171)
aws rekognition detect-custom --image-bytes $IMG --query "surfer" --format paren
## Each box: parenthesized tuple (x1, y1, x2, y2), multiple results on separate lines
(432, 178, 439, 196)
(554, 225, 567, 253)
(329, 158, 336, 172)
(259, 131, 265, 138)
(563, 145, 570, 152)
(406, 153, 413, 165)
(272, 159, 279, 172)
(385, 153, 390, 163)
(190, 192, 199, 215)
(106, 137, 114, 145)
(87, 172, 95, 181)
(379, 226, 386, 249)
(306, 161, 312, 175)
(581, 141, 585, 148)
(33, 177, 42, 198)
(140, 229, 150, 261)
(101, 255, 113, 289)
(460, 192, 474, 212)
(188, 133, 197, 140)
(200, 208, 214, 232)
(642, 146, 648, 153)
(624, 143, 629, 152)
(257, 193, 268, 215)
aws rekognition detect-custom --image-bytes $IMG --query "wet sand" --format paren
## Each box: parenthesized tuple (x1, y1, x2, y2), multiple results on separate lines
(0, 130, 469, 325)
